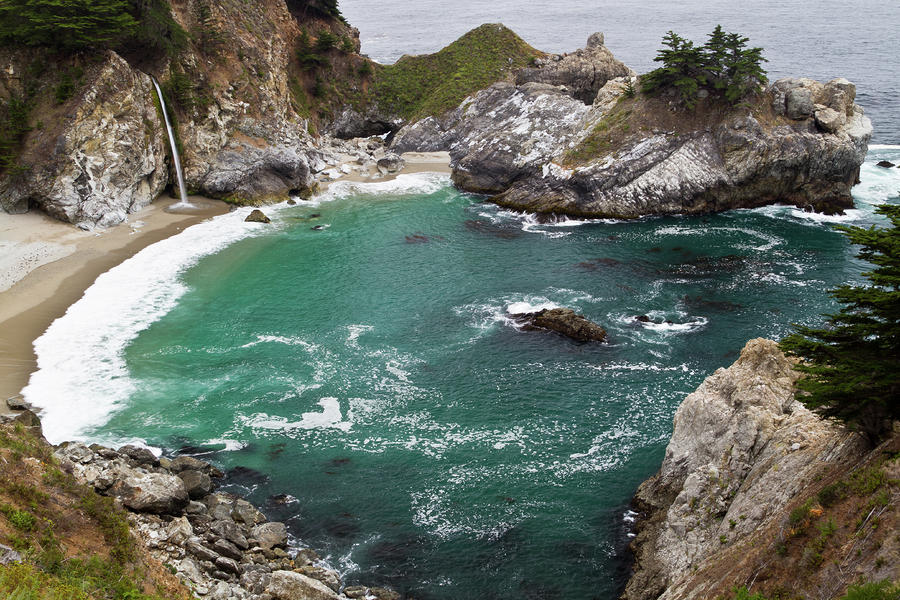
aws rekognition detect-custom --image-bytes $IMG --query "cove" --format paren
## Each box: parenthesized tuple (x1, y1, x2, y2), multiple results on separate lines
(28, 148, 900, 599)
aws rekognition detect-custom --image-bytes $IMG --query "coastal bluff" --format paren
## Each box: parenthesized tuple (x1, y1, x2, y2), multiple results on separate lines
(623, 339, 898, 600)
(1, 9, 874, 228)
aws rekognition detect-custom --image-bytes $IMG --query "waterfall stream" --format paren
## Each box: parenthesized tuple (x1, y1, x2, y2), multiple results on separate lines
(150, 77, 191, 207)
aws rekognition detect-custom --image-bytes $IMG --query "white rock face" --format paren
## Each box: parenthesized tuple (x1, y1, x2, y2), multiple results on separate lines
(0, 51, 168, 227)
(623, 339, 865, 600)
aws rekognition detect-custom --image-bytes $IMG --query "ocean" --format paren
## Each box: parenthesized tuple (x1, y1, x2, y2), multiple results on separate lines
(22, 3, 900, 599)
(341, 0, 900, 144)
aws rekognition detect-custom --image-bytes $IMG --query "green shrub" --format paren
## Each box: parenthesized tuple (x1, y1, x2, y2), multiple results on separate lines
(841, 580, 900, 600)
(1, 505, 37, 532)
(315, 29, 338, 52)
(817, 481, 848, 507)
(788, 498, 814, 526)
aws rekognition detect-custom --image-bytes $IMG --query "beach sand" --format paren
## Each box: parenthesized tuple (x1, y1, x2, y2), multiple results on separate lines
(0, 197, 230, 412)
(0, 151, 452, 415)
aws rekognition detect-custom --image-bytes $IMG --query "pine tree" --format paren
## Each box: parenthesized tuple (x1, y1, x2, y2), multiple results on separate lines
(641, 31, 706, 107)
(0, 0, 137, 51)
(720, 32, 767, 103)
(780, 204, 900, 444)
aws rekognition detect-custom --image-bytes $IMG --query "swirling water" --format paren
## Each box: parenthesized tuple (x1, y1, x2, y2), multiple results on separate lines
(24, 147, 900, 598)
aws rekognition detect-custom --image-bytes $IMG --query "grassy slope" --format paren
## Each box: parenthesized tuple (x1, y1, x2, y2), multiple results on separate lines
(702, 432, 900, 600)
(0, 422, 191, 600)
(367, 23, 543, 121)
(561, 89, 791, 168)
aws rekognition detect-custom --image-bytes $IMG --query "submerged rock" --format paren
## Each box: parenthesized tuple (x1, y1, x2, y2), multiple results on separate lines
(876, 160, 896, 168)
(515, 307, 607, 342)
(245, 209, 272, 223)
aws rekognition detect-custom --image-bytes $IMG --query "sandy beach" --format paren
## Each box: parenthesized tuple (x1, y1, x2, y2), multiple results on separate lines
(0, 151, 452, 415)
(0, 197, 230, 411)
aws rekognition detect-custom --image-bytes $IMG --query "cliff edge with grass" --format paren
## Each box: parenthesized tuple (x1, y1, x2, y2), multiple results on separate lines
(622, 338, 898, 600)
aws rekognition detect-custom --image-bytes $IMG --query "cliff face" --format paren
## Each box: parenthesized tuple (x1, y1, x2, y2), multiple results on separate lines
(0, 0, 351, 226)
(624, 339, 898, 600)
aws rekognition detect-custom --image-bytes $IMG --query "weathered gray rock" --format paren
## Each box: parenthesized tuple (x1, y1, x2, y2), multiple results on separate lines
(212, 538, 244, 561)
(187, 538, 221, 563)
(119, 444, 160, 467)
(178, 469, 213, 499)
(623, 338, 866, 600)
(292, 565, 341, 592)
(214, 555, 243, 576)
(516, 308, 607, 342)
(329, 106, 404, 139)
(0, 50, 168, 227)
(251, 522, 288, 550)
(198, 145, 312, 205)
(266, 570, 340, 600)
(165, 516, 194, 545)
(232, 498, 265, 525)
(5, 395, 27, 411)
(376, 153, 405, 174)
(210, 519, 249, 550)
(0, 543, 22, 565)
(396, 74, 870, 218)
(111, 472, 189, 514)
(515, 32, 633, 103)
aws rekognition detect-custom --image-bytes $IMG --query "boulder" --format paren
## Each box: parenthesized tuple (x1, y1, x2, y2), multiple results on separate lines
(266, 571, 340, 600)
(212, 538, 244, 561)
(245, 209, 272, 223)
(250, 522, 288, 550)
(814, 106, 844, 133)
(515, 32, 633, 103)
(232, 498, 265, 525)
(876, 160, 896, 168)
(165, 516, 194, 545)
(210, 519, 249, 550)
(178, 470, 213, 499)
(292, 565, 341, 592)
(0, 543, 22, 565)
(5, 395, 27, 411)
(785, 87, 815, 119)
(13, 409, 43, 434)
(376, 153, 405, 174)
(111, 472, 189, 514)
(214, 555, 243, 576)
(517, 308, 607, 342)
(119, 444, 159, 467)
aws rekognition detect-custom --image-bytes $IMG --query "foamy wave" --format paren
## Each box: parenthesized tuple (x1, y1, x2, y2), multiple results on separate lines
(237, 398, 352, 434)
(205, 438, 248, 452)
(316, 172, 450, 203)
(656, 224, 783, 251)
(506, 300, 560, 315)
(23, 208, 271, 444)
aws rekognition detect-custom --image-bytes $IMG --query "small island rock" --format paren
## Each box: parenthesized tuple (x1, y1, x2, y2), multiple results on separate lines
(245, 209, 272, 223)
(517, 308, 607, 342)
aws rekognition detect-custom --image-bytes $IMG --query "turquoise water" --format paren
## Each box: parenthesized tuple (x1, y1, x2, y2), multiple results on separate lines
(26, 149, 900, 598)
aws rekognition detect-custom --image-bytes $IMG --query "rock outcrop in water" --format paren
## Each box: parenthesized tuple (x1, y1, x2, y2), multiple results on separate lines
(622, 339, 899, 600)
(514, 307, 608, 342)
(393, 59, 872, 217)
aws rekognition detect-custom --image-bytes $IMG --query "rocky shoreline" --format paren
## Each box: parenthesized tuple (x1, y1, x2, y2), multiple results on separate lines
(2, 408, 395, 600)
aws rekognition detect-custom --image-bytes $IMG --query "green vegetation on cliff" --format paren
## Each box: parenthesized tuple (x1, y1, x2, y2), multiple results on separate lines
(781, 204, 900, 443)
(0, 422, 190, 600)
(641, 26, 767, 108)
(369, 23, 542, 120)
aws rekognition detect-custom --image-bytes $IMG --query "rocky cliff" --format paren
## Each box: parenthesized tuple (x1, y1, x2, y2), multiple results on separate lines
(623, 339, 898, 600)
(393, 60, 872, 217)
(0, 0, 357, 227)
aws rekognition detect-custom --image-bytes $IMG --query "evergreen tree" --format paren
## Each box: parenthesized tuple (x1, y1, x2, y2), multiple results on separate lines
(641, 31, 706, 107)
(0, 0, 137, 51)
(641, 26, 767, 108)
(780, 204, 900, 444)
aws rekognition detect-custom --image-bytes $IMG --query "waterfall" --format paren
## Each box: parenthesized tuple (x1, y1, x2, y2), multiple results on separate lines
(150, 76, 191, 207)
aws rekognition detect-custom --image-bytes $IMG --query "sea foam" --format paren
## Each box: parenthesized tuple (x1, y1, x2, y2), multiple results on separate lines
(23, 173, 451, 445)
